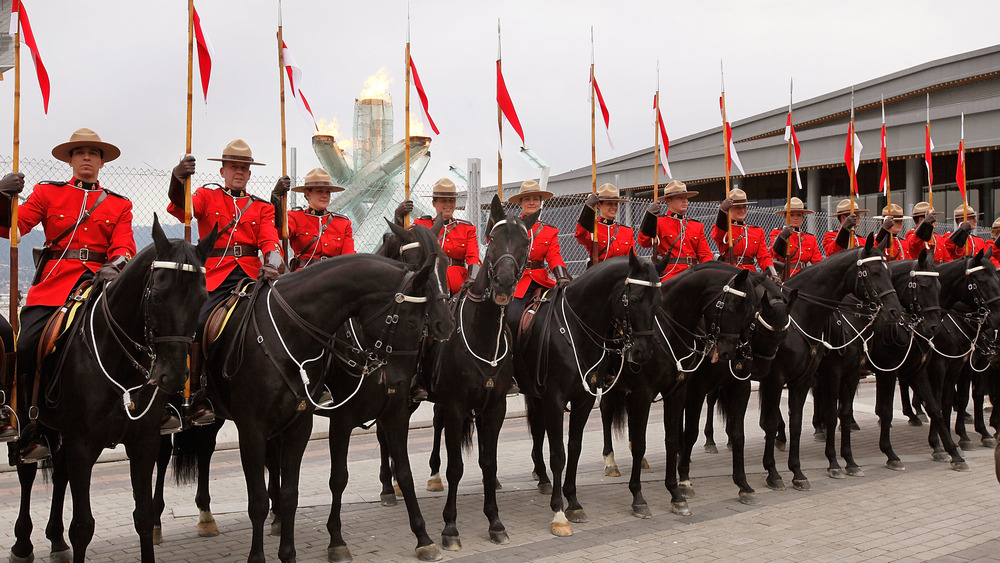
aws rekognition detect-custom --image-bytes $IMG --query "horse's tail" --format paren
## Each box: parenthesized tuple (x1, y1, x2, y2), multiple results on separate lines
(715, 387, 730, 423)
(604, 390, 629, 438)
(460, 415, 475, 455)
(172, 428, 199, 486)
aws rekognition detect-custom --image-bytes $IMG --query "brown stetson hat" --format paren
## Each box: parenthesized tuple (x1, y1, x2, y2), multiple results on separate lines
(291, 168, 344, 193)
(208, 139, 266, 166)
(51, 128, 121, 163)
(774, 196, 814, 216)
(911, 201, 941, 218)
(953, 203, 982, 219)
(656, 180, 698, 201)
(594, 183, 629, 204)
(834, 198, 869, 216)
(728, 187, 756, 206)
(508, 179, 554, 204)
(875, 203, 910, 220)
(431, 178, 460, 198)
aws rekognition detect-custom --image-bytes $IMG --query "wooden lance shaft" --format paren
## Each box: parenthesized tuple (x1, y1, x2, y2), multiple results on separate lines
(404, 42, 411, 228)
(590, 63, 599, 266)
(184, 0, 194, 244)
(277, 25, 289, 247)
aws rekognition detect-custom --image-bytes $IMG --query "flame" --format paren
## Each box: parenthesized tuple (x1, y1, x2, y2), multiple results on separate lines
(359, 67, 393, 100)
(316, 117, 352, 152)
(408, 115, 426, 137)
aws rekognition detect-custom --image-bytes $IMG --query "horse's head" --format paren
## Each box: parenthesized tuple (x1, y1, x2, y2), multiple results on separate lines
(408, 230, 456, 341)
(615, 251, 662, 364)
(382, 219, 424, 270)
(891, 249, 943, 338)
(747, 276, 794, 369)
(942, 250, 1000, 330)
(708, 268, 756, 362)
(478, 195, 533, 306)
(145, 214, 217, 394)
(846, 235, 903, 325)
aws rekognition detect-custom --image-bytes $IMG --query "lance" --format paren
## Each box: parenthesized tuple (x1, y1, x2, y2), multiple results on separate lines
(184, 0, 194, 244)
(589, 27, 598, 265)
(276, 0, 289, 249)
(9, 0, 20, 334)
(652, 60, 660, 254)
(783, 79, 793, 280)
(404, 10, 411, 228)
(497, 19, 503, 201)
(848, 87, 857, 248)
(960, 111, 969, 254)
(720, 60, 732, 246)
(881, 95, 894, 255)
(926, 94, 933, 209)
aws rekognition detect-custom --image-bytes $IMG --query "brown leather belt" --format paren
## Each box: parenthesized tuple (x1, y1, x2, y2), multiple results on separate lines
(664, 257, 696, 266)
(525, 260, 546, 270)
(722, 256, 756, 266)
(790, 262, 810, 270)
(59, 248, 107, 263)
(209, 244, 259, 258)
(449, 258, 466, 268)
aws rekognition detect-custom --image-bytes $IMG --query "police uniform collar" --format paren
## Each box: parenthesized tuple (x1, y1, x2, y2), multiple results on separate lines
(71, 177, 101, 191)
(668, 212, 684, 220)
(306, 207, 327, 217)
(598, 217, 615, 226)
(222, 187, 247, 197)
(732, 220, 745, 226)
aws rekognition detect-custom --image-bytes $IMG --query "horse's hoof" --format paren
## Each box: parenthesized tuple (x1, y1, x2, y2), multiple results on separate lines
(489, 530, 510, 545)
(8, 550, 34, 563)
(766, 476, 785, 491)
(908, 417, 923, 427)
(441, 535, 461, 551)
(393, 482, 403, 496)
(931, 451, 950, 462)
(846, 466, 865, 477)
(775, 441, 787, 452)
(632, 503, 652, 518)
(197, 520, 220, 537)
(566, 508, 588, 523)
(327, 546, 353, 562)
(983, 437, 997, 448)
(550, 512, 573, 537)
(152, 525, 163, 545)
(886, 460, 906, 471)
(531, 471, 539, 481)
(850, 422, 861, 431)
(827, 468, 846, 480)
(813, 430, 826, 442)
(604, 465, 621, 477)
(494, 479, 503, 490)
(538, 482, 553, 495)
(270, 520, 281, 537)
(959, 440, 975, 451)
(678, 480, 695, 499)
(704, 444, 719, 454)
(380, 493, 398, 506)
(918, 413, 929, 423)
(792, 478, 811, 491)
(426, 474, 444, 492)
(951, 461, 971, 472)
(641, 457, 650, 469)
(671, 501, 692, 516)
(48, 549, 71, 563)
(415, 543, 443, 562)
(738, 491, 759, 506)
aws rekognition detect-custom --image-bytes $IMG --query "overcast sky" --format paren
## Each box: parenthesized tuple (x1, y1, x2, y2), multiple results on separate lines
(5, 0, 999, 192)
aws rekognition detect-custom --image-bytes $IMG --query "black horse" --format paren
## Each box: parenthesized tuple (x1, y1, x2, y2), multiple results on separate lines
(758, 236, 902, 491)
(10, 216, 215, 563)
(599, 264, 757, 517)
(516, 252, 661, 536)
(202, 240, 454, 563)
(415, 197, 533, 551)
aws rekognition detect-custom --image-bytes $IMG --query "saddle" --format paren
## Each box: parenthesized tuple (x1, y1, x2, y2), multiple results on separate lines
(204, 279, 256, 351)
(37, 281, 94, 366)
(517, 287, 548, 340)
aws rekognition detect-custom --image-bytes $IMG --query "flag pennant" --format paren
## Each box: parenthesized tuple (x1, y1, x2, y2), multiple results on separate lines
(282, 40, 317, 130)
(496, 60, 525, 146)
(719, 96, 745, 176)
(956, 139, 966, 201)
(9, 0, 50, 114)
(784, 112, 803, 190)
(653, 95, 671, 178)
(843, 122, 863, 194)
(591, 74, 613, 149)
(192, 3, 214, 103)
(924, 124, 934, 188)
(408, 55, 439, 135)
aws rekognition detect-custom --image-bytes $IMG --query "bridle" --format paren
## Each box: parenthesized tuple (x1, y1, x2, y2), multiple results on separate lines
(899, 262, 941, 335)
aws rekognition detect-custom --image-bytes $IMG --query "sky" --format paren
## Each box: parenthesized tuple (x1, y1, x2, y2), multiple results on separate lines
(5, 0, 1000, 191)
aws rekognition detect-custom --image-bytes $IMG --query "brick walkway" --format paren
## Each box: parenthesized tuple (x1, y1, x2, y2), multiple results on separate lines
(1, 380, 998, 562)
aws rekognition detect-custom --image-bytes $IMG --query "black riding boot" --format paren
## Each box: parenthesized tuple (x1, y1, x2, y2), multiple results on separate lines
(186, 342, 215, 426)
(0, 352, 16, 442)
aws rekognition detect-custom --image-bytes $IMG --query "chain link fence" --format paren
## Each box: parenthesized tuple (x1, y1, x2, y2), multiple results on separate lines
(0, 156, 990, 304)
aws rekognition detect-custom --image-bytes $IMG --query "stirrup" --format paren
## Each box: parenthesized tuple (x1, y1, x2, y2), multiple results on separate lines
(0, 404, 18, 443)
(189, 398, 216, 427)
(19, 435, 52, 464)
(160, 403, 182, 436)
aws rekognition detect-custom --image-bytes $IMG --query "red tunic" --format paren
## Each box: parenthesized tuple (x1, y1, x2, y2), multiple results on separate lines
(636, 214, 713, 280)
(167, 186, 281, 291)
(574, 217, 635, 262)
(286, 208, 354, 270)
(884, 236, 906, 261)
(903, 229, 950, 262)
(413, 216, 480, 295)
(822, 231, 865, 257)
(943, 232, 988, 262)
(711, 221, 774, 271)
(514, 221, 566, 298)
(0, 179, 136, 307)
(767, 228, 821, 277)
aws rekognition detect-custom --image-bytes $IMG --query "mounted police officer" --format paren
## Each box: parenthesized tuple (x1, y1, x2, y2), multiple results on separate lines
(271, 167, 354, 271)
(904, 201, 949, 262)
(944, 203, 986, 261)
(637, 180, 712, 280)
(711, 187, 777, 279)
(823, 199, 869, 256)
(166, 139, 285, 430)
(574, 183, 634, 266)
(769, 196, 821, 278)
(0, 128, 136, 462)
(874, 203, 907, 261)
(395, 177, 481, 295)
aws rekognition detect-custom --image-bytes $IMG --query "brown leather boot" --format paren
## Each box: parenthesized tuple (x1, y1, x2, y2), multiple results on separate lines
(18, 429, 50, 464)
(185, 343, 215, 426)
(160, 406, 181, 435)
(0, 411, 17, 442)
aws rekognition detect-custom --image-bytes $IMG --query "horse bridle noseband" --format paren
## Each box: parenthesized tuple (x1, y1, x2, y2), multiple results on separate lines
(900, 264, 941, 334)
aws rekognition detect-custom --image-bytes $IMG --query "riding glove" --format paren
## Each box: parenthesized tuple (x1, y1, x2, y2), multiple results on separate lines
(394, 200, 414, 226)
(553, 265, 572, 288)
(259, 250, 285, 281)
(94, 255, 128, 285)
(0, 172, 25, 198)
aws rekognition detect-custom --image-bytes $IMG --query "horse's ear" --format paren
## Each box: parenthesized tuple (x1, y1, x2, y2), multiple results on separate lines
(412, 256, 435, 293)
(918, 248, 928, 264)
(876, 234, 890, 252)
(151, 213, 171, 257)
(489, 194, 504, 224)
(865, 232, 875, 252)
(986, 246, 994, 261)
(734, 269, 750, 286)
(431, 213, 445, 237)
(521, 210, 539, 231)
(196, 225, 220, 263)
(385, 218, 409, 242)
(974, 248, 985, 264)
(786, 288, 799, 310)
(654, 256, 669, 278)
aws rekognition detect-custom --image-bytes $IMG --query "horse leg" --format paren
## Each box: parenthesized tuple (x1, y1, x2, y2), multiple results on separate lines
(237, 428, 270, 563)
(758, 376, 785, 490)
(625, 392, 653, 518)
(125, 429, 162, 563)
(877, 372, 904, 468)
(195, 420, 223, 537)
(326, 421, 354, 562)
(381, 407, 440, 561)
(786, 379, 812, 490)
(440, 408, 466, 551)
(10, 458, 38, 562)
(703, 389, 719, 453)
(151, 436, 172, 545)
(563, 396, 596, 524)
(425, 405, 445, 493)
(678, 386, 705, 497)
(916, 368, 968, 470)
(376, 423, 399, 504)
(266, 436, 282, 536)
(973, 374, 995, 447)
(276, 417, 312, 563)
(954, 372, 975, 449)
(477, 401, 509, 545)
(543, 399, 570, 536)
(65, 442, 102, 563)
(599, 399, 620, 477)
(814, 367, 843, 479)
(839, 368, 863, 476)
(899, 379, 921, 426)
(726, 381, 757, 505)
(45, 448, 72, 561)
(526, 396, 551, 493)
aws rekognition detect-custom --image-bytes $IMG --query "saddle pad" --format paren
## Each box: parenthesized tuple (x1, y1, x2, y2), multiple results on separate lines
(204, 280, 256, 350)
(38, 283, 94, 362)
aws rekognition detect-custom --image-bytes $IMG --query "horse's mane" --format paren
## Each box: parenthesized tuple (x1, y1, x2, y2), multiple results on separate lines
(784, 245, 867, 289)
